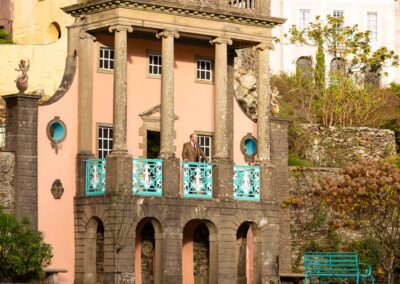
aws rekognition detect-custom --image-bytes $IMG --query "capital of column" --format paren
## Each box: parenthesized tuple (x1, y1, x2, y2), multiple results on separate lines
(108, 24, 133, 33)
(156, 29, 180, 39)
(253, 42, 274, 51)
(210, 37, 233, 46)
(79, 31, 96, 41)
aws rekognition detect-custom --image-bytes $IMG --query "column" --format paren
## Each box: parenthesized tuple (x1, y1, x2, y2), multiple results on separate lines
(156, 29, 179, 159)
(76, 32, 96, 196)
(156, 29, 181, 198)
(106, 25, 133, 195)
(210, 37, 234, 200)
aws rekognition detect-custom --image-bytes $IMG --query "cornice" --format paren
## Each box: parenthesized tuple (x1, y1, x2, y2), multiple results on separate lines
(62, 0, 286, 28)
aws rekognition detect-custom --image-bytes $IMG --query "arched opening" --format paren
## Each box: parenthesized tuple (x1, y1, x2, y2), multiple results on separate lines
(45, 22, 61, 43)
(135, 218, 163, 284)
(296, 56, 313, 77)
(236, 222, 262, 284)
(83, 217, 104, 284)
(182, 219, 218, 284)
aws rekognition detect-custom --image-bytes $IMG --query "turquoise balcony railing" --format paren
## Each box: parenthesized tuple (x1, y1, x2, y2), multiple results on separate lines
(182, 162, 213, 199)
(132, 158, 163, 196)
(85, 159, 106, 196)
(233, 165, 260, 201)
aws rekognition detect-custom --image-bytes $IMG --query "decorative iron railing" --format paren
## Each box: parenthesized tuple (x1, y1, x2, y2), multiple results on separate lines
(182, 162, 213, 199)
(85, 159, 106, 196)
(132, 158, 163, 196)
(233, 165, 260, 201)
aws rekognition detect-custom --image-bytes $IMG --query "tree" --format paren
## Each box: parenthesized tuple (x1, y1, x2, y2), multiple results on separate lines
(286, 15, 399, 79)
(0, 208, 53, 282)
(319, 160, 400, 284)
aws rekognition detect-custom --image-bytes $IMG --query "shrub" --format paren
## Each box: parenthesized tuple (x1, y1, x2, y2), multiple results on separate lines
(0, 208, 53, 282)
(0, 28, 13, 44)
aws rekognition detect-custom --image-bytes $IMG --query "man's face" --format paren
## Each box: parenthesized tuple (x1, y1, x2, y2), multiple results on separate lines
(191, 134, 198, 143)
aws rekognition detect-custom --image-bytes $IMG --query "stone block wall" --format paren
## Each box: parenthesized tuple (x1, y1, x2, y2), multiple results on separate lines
(0, 151, 15, 212)
(297, 124, 396, 167)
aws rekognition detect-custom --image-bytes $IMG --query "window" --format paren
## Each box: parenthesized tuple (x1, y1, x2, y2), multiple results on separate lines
(333, 10, 344, 18)
(197, 134, 212, 162)
(299, 9, 311, 29)
(98, 125, 113, 158)
(196, 59, 213, 81)
(99, 47, 114, 71)
(367, 12, 378, 44)
(148, 53, 162, 76)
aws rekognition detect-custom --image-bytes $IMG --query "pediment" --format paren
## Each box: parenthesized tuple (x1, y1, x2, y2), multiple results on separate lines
(139, 105, 179, 120)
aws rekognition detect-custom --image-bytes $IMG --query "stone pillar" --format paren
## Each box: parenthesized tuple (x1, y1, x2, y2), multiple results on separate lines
(76, 31, 96, 196)
(254, 43, 273, 202)
(3, 94, 41, 230)
(106, 25, 133, 195)
(210, 37, 234, 200)
(156, 30, 180, 197)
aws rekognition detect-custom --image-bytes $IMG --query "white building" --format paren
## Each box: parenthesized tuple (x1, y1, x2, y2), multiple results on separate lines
(271, 0, 398, 84)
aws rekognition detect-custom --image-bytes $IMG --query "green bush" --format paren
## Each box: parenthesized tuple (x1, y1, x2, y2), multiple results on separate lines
(0, 28, 13, 44)
(0, 208, 53, 282)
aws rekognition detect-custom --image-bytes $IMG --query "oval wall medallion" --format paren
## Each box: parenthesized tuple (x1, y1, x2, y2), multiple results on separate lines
(240, 133, 257, 164)
(46, 116, 67, 154)
(51, 179, 64, 199)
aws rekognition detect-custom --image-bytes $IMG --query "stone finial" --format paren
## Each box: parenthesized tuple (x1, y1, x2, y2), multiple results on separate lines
(15, 59, 30, 94)
(271, 87, 281, 116)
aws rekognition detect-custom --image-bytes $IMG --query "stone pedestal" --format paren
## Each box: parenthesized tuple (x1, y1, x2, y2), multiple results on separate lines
(105, 154, 133, 195)
(212, 160, 233, 200)
(76, 152, 95, 196)
(3, 93, 41, 230)
(162, 157, 180, 198)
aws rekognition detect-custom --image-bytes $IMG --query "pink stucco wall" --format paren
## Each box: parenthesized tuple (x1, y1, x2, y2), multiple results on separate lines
(0, 0, 13, 32)
(37, 35, 256, 283)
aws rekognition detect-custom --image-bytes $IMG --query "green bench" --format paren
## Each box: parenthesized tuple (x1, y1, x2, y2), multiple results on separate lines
(304, 252, 375, 284)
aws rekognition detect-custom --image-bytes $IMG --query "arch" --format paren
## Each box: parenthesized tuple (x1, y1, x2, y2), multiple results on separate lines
(236, 222, 262, 284)
(83, 217, 104, 284)
(296, 56, 313, 77)
(182, 219, 218, 284)
(330, 57, 346, 74)
(45, 22, 61, 43)
(135, 217, 163, 284)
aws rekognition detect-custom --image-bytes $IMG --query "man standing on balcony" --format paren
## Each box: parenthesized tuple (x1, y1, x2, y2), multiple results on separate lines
(182, 133, 209, 162)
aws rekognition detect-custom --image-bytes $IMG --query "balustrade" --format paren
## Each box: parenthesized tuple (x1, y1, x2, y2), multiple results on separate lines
(233, 165, 260, 201)
(182, 162, 213, 199)
(85, 159, 106, 196)
(132, 158, 163, 196)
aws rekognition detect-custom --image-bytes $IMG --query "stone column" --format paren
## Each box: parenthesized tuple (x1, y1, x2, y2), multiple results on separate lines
(254, 43, 273, 202)
(3, 94, 41, 230)
(76, 31, 96, 196)
(156, 30, 180, 197)
(210, 37, 234, 200)
(106, 25, 133, 195)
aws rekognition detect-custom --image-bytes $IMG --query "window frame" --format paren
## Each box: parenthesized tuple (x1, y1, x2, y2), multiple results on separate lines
(195, 56, 214, 84)
(195, 131, 213, 163)
(298, 9, 311, 30)
(98, 46, 115, 73)
(333, 10, 344, 18)
(366, 11, 378, 45)
(147, 51, 162, 78)
(97, 123, 113, 159)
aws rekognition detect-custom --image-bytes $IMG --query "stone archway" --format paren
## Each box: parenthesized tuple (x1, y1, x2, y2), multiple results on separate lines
(236, 222, 262, 284)
(83, 217, 104, 284)
(182, 219, 218, 284)
(135, 217, 163, 284)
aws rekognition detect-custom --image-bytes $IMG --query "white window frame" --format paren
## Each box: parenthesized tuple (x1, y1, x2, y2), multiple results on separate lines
(148, 52, 162, 77)
(298, 9, 311, 30)
(196, 58, 213, 82)
(366, 11, 378, 44)
(333, 10, 344, 18)
(197, 134, 213, 163)
(99, 46, 114, 72)
(97, 125, 113, 158)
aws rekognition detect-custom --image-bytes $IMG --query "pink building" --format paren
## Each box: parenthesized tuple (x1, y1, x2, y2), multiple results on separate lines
(2, 0, 292, 283)
(0, 0, 12, 32)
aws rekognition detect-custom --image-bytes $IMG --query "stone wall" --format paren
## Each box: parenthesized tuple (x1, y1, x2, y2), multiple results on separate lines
(298, 124, 396, 167)
(0, 151, 15, 212)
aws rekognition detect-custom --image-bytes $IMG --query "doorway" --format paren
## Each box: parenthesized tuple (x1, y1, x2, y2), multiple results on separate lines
(147, 131, 160, 159)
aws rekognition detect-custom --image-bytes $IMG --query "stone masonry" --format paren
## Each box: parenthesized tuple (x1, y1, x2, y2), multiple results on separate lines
(0, 151, 15, 212)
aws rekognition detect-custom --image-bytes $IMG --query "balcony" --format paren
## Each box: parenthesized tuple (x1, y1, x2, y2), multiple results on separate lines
(85, 159, 261, 201)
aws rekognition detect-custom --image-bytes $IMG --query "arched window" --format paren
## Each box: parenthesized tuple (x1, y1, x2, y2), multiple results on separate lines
(45, 22, 61, 43)
(296, 56, 313, 77)
(84, 217, 104, 284)
(330, 57, 346, 74)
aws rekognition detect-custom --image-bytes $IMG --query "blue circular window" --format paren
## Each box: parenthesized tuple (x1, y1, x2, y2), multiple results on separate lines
(47, 117, 67, 143)
(244, 138, 257, 156)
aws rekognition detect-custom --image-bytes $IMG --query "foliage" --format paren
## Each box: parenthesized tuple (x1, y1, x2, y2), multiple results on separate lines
(0, 28, 13, 44)
(288, 153, 312, 167)
(285, 15, 399, 78)
(390, 82, 400, 97)
(319, 160, 400, 284)
(0, 208, 53, 282)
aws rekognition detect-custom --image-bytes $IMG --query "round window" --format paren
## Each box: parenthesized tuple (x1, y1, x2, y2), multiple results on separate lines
(240, 133, 257, 162)
(47, 117, 67, 143)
